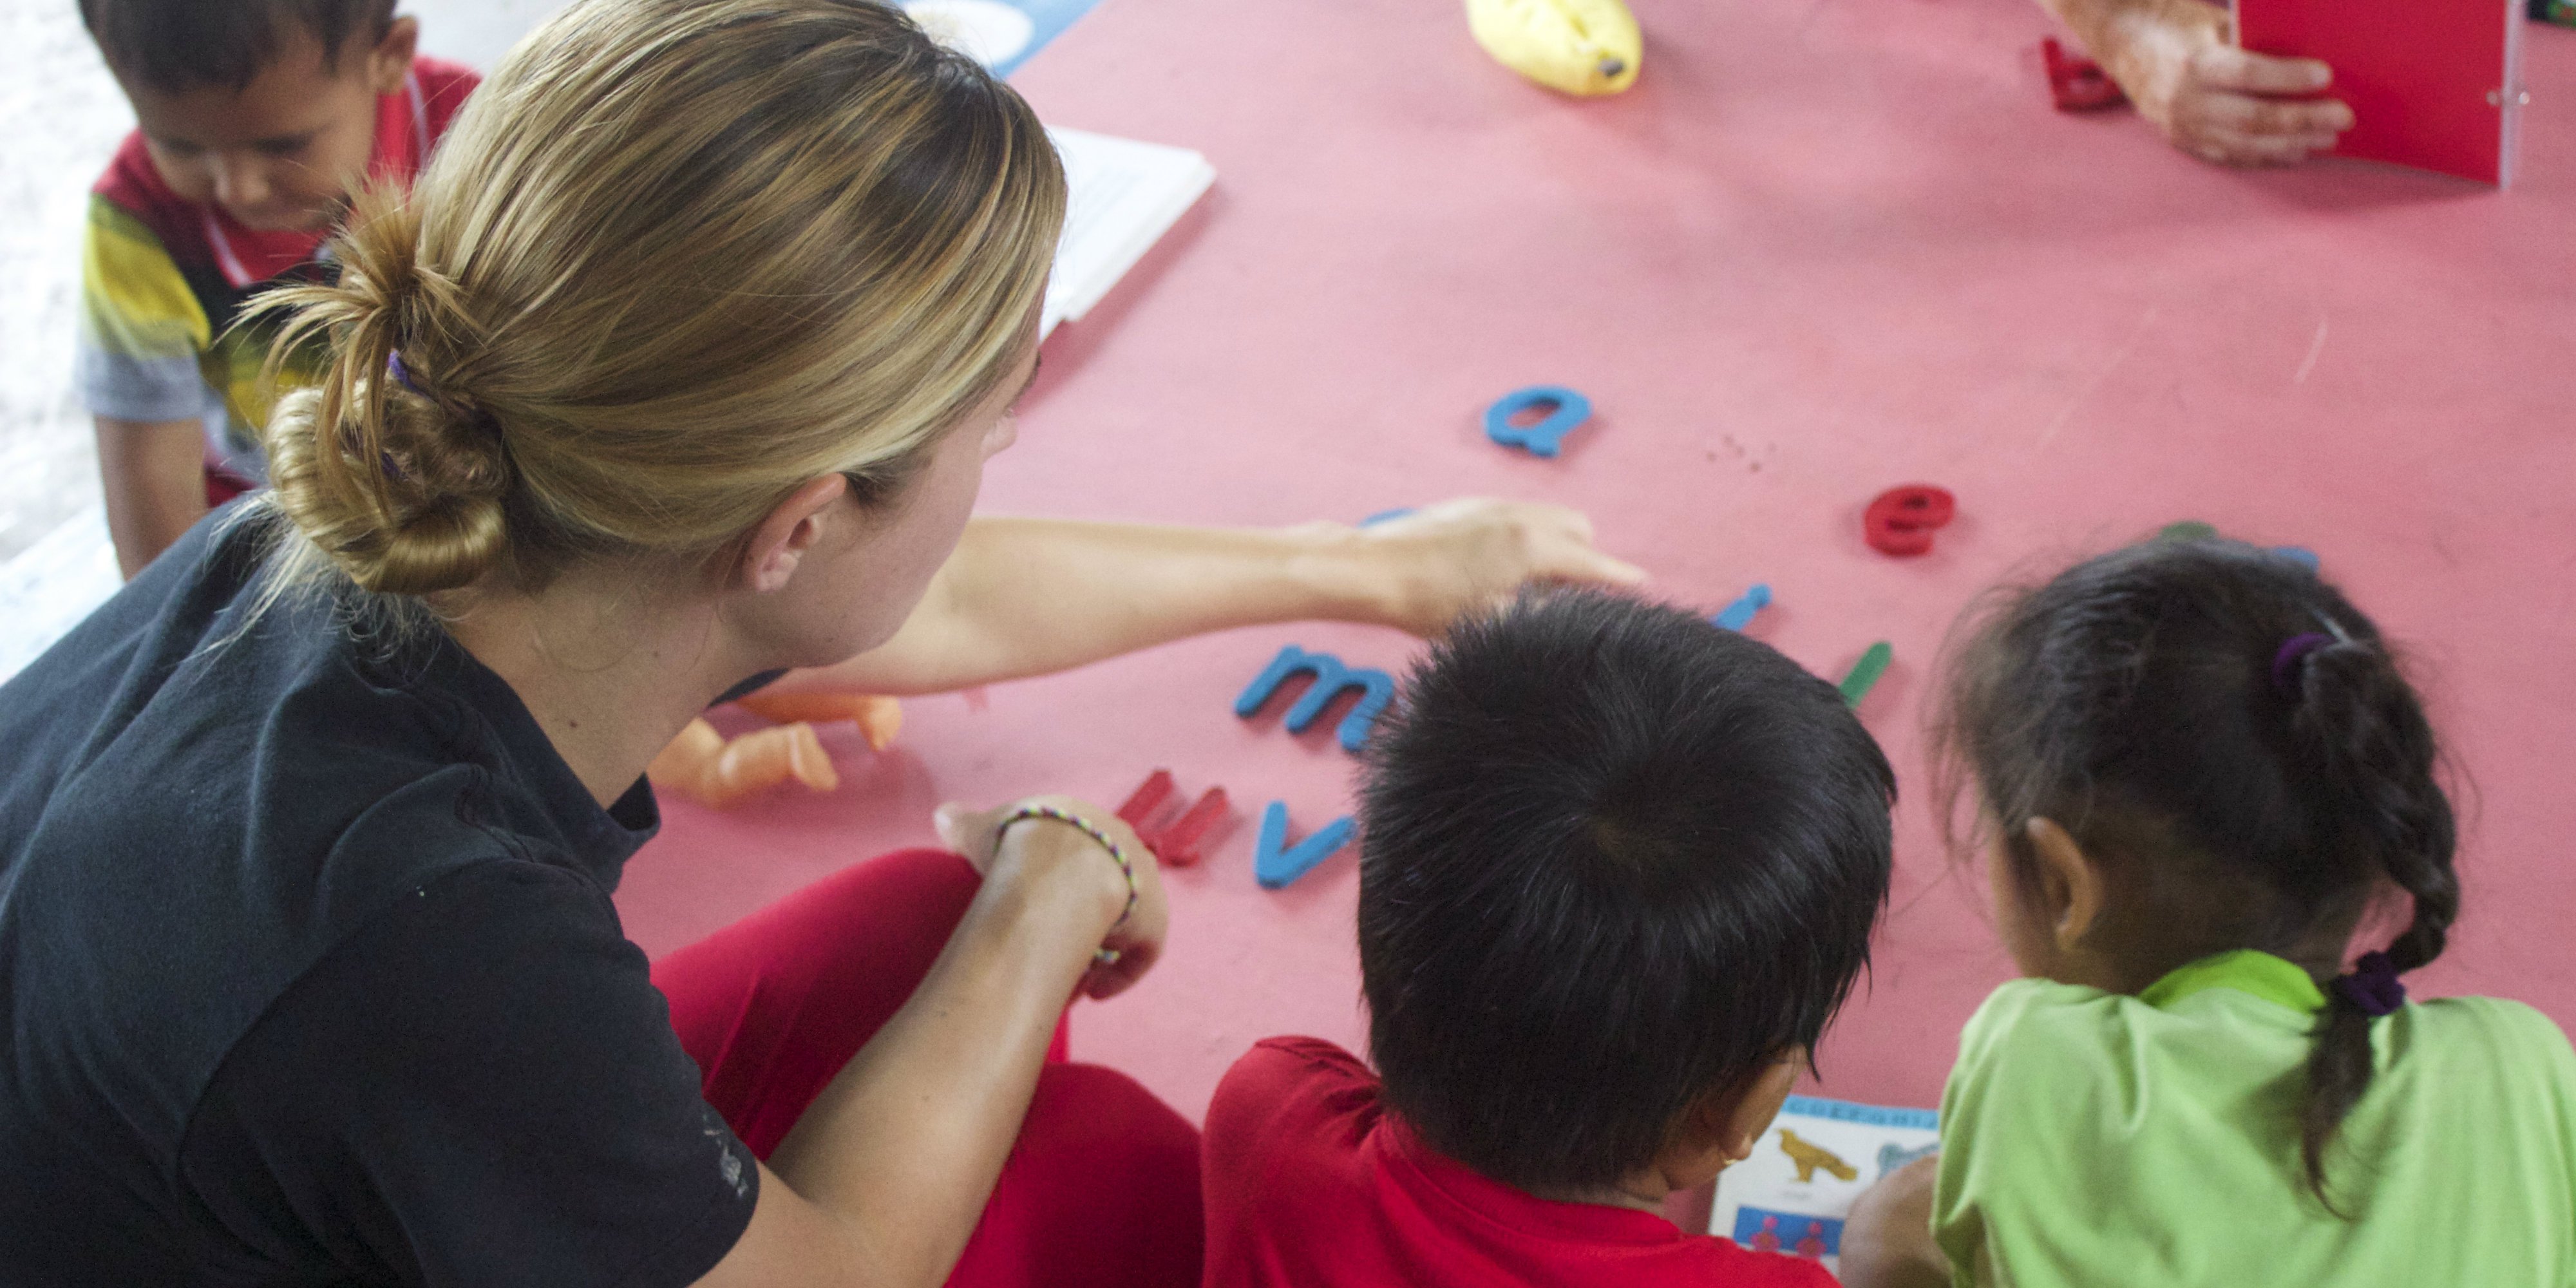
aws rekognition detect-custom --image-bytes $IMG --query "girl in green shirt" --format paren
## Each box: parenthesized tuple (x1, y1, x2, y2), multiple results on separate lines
(1842, 539, 2576, 1288)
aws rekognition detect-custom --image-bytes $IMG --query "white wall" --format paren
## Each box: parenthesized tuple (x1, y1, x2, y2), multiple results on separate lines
(0, 0, 139, 564)
(404, 0, 571, 70)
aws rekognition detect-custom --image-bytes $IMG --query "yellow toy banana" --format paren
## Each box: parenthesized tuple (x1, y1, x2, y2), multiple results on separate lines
(1466, 0, 1642, 97)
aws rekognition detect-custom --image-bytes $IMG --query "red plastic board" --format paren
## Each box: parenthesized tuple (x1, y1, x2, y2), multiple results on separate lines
(2237, 0, 2524, 183)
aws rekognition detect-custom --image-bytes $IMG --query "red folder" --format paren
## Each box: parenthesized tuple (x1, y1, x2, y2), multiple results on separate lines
(2235, 0, 2527, 184)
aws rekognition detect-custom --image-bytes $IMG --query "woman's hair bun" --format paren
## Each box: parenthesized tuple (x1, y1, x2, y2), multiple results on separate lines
(256, 191, 514, 596)
(264, 381, 512, 596)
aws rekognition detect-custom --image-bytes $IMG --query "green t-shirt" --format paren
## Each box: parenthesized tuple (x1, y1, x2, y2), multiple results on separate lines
(1934, 951, 2576, 1287)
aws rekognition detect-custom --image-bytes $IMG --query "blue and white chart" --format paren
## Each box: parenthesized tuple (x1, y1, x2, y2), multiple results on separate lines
(1710, 1096, 1940, 1276)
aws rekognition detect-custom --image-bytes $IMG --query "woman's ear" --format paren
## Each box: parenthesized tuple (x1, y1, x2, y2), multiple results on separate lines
(2025, 817, 2107, 952)
(737, 475, 851, 594)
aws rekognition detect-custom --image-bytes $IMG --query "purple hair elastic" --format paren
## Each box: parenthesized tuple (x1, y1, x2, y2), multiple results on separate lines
(2271, 632, 2333, 697)
(2331, 951, 2406, 1017)
(388, 350, 503, 439)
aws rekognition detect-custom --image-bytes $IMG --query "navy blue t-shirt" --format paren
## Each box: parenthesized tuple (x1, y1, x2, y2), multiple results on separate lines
(0, 511, 759, 1285)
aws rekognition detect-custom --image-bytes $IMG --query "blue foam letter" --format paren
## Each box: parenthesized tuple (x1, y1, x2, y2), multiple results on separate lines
(1253, 801, 1356, 889)
(1712, 583, 1773, 632)
(1234, 645, 1396, 753)
(1482, 386, 1594, 458)
(2272, 545, 2320, 574)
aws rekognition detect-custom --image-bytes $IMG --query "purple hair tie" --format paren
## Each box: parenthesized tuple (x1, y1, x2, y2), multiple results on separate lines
(2331, 951, 2407, 1018)
(386, 350, 426, 397)
(386, 350, 502, 440)
(2271, 632, 2333, 697)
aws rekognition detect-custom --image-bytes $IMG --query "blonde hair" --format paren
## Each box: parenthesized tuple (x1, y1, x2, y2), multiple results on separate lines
(251, 0, 1065, 599)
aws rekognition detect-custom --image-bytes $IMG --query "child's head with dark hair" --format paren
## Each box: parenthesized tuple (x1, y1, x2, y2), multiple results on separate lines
(1930, 538, 2455, 1208)
(82, 0, 398, 93)
(83, 0, 417, 232)
(1358, 587, 1896, 1200)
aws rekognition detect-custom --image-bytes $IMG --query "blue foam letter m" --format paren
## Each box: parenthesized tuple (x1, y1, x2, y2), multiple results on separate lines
(1233, 645, 1396, 754)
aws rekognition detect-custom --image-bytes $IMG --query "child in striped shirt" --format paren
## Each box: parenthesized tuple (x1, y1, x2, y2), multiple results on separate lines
(76, 0, 477, 574)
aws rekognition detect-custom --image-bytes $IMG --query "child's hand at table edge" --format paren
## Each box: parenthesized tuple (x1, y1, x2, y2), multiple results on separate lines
(1334, 498, 1647, 638)
(934, 794, 1170, 1001)
(1839, 1154, 1949, 1288)
(2088, 0, 2353, 166)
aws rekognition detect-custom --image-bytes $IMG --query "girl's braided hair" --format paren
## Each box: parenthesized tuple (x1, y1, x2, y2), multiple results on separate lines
(1931, 538, 2456, 1214)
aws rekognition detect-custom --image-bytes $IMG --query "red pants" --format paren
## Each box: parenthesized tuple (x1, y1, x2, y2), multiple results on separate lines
(651, 849, 1203, 1288)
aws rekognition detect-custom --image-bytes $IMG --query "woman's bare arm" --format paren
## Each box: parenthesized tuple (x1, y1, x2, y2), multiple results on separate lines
(693, 804, 1162, 1288)
(768, 500, 1645, 699)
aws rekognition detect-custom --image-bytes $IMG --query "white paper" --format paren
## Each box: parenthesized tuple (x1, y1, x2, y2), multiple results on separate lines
(1710, 1095, 1941, 1276)
(1042, 127, 1215, 338)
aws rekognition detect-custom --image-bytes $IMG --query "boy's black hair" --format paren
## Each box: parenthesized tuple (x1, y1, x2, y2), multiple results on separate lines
(1357, 587, 1896, 1195)
(1930, 538, 2456, 1213)
(80, 0, 399, 94)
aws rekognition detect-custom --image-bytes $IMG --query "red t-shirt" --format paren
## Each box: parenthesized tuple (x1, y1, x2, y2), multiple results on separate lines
(1202, 1037, 1842, 1288)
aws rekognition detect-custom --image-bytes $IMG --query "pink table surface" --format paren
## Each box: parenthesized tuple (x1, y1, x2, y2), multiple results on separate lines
(617, 0, 2576, 1127)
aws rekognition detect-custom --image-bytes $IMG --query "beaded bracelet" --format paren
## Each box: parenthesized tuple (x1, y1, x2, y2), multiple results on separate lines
(997, 804, 1139, 963)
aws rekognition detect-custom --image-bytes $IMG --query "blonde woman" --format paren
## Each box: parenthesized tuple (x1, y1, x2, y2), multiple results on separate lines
(0, 2, 1640, 1285)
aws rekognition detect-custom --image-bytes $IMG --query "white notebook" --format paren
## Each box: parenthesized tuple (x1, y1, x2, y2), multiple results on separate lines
(1041, 128, 1216, 339)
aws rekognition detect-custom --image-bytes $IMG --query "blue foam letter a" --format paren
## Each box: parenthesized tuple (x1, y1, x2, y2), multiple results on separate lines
(1482, 386, 1595, 458)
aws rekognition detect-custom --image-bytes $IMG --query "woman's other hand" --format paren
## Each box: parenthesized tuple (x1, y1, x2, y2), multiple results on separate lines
(935, 795, 1170, 1000)
(1342, 498, 1647, 638)
(2092, 0, 2352, 166)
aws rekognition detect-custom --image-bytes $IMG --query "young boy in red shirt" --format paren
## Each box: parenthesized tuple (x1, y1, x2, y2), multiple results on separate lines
(1202, 589, 1897, 1287)
(75, 0, 478, 575)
